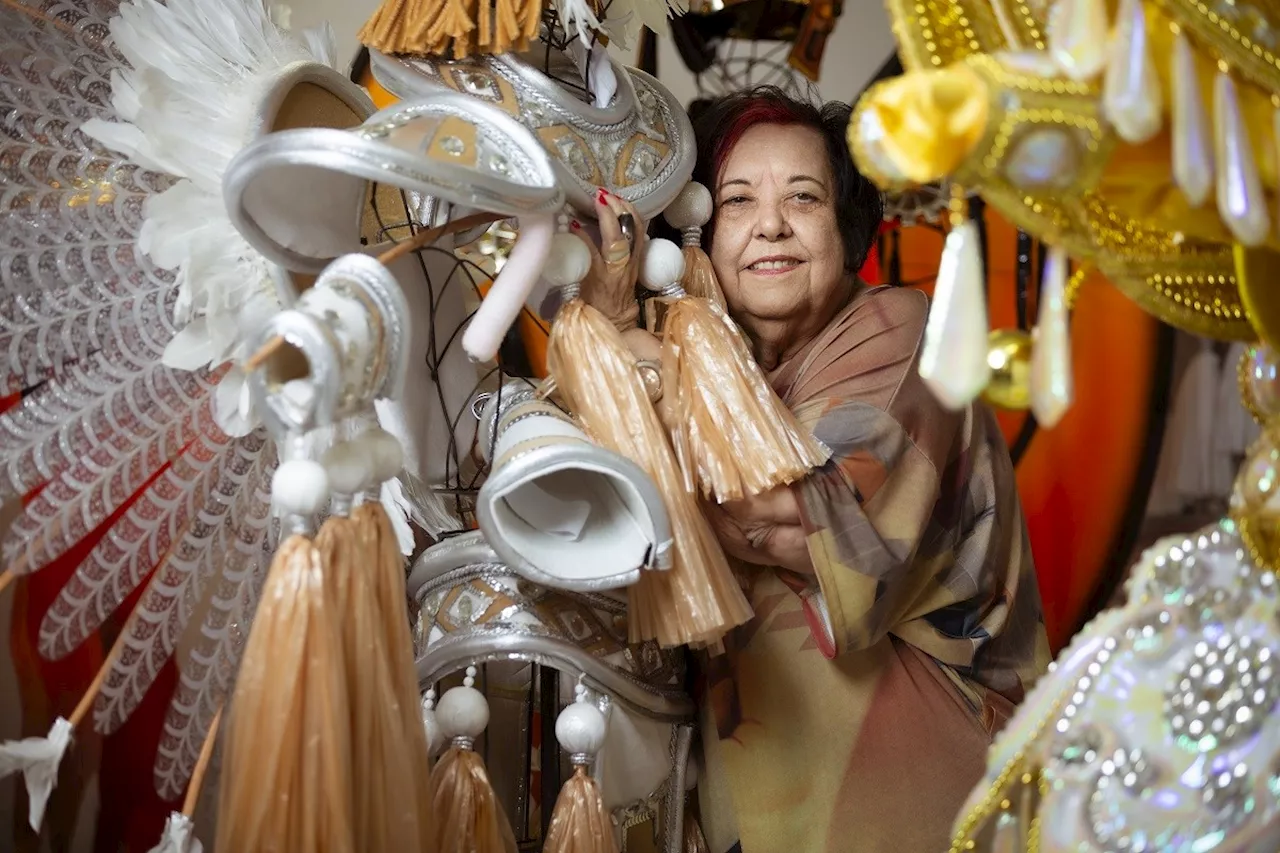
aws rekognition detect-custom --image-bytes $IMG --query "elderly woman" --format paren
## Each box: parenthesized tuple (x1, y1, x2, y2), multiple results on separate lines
(574, 87, 1049, 853)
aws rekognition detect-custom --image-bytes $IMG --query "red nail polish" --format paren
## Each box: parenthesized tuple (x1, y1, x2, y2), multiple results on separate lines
(570, 220, 581, 230)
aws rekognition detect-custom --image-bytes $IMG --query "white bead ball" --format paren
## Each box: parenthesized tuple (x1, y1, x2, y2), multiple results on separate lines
(542, 233, 592, 288)
(435, 684, 489, 740)
(663, 182, 714, 230)
(362, 427, 404, 482)
(322, 441, 373, 495)
(555, 701, 607, 757)
(271, 459, 330, 515)
(640, 238, 686, 293)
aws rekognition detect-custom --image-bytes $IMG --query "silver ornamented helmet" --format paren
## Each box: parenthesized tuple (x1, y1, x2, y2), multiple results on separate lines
(366, 49, 697, 223)
(223, 92, 564, 274)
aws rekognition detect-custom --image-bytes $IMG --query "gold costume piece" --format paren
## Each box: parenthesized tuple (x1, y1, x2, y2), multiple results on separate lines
(851, 0, 1280, 344)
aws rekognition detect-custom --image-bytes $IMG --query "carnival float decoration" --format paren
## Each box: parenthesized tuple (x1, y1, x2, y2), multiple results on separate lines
(847, 0, 1280, 845)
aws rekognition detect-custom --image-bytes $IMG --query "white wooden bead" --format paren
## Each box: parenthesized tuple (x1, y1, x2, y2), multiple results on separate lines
(555, 701, 607, 757)
(436, 685, 489, 740)
(640, 238, 686, 293)
(542, 233, 591, 287)
(271, 459, 329, 515)
(663, 182, 714, 230)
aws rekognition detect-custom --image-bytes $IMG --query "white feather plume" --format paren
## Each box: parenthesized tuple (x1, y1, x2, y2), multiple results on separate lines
(80, 0, 339, 376)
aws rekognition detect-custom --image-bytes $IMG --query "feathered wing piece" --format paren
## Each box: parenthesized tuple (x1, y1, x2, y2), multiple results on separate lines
(0, 0, 380, 824)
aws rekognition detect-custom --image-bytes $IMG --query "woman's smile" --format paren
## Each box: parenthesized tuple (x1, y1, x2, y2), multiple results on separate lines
(746, 255, 805, 275)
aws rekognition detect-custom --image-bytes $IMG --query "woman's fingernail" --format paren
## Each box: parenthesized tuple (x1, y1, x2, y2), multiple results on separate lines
(570, 220, 581, 230)
(596, 188, 609, 203)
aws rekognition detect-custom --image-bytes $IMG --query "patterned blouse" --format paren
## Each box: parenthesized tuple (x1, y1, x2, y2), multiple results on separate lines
(696, 285, 1051, 853)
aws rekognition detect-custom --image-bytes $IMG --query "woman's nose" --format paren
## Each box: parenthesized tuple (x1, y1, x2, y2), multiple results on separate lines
(755, 203, 789, 240)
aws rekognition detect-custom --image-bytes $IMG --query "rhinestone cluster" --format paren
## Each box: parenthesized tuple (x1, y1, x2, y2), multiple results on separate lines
(1164, 632, 1280, 751)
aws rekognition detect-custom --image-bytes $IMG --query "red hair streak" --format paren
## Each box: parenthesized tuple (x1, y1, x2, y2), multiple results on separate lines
(710, 98, 813, 191)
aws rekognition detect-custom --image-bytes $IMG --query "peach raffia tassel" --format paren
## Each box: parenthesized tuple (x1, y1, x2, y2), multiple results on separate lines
(642, 238, 831, 504)
(543, 232, 752, 648)
(543, 679, 618, 853)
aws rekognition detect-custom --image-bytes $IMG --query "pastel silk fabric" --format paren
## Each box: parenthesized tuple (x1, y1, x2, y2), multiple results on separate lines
(696, 285, 1051, 853)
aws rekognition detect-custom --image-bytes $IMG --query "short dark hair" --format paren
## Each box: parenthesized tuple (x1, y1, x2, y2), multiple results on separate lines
(690, 86, 884, 275)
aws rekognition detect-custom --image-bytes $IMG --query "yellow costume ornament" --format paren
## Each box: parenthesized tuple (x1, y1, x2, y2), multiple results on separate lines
(850, 0, 1280, 847)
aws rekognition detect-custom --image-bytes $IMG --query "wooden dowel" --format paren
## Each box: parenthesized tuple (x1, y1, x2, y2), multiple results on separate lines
(68, 624, 130, 727)
(182, 706, 224, 816)
(0, 568, 14, 598)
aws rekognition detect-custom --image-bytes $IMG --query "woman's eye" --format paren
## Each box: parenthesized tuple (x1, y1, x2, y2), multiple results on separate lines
(793, 192, 819, 203)
(721, 196, 749, 206)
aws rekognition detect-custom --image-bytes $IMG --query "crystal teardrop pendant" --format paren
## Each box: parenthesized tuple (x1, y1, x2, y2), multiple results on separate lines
(1215, 71, 1271, 245)
(919, 219, 992, 409)
(1102, 0, 1162, 143)
(1030, 247, 1074, 427)
(1048, 0, 1110, 81)
(1172, 30, 1213, 206)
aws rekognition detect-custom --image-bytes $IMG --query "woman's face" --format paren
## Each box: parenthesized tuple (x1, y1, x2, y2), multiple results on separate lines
(709, 123, 847, 330)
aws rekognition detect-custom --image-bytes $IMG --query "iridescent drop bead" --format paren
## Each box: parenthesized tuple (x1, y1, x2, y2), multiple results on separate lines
(1172, 31, 1213, 206)
(1030, 247, 1074, 427)
(1102, 0, 1162, 143)
(919, 220, 992, 409)
(1214, 71, 1271, 246)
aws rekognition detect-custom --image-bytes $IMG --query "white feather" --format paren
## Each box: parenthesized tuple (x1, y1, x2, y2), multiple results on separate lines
(81, 0, 339, 377)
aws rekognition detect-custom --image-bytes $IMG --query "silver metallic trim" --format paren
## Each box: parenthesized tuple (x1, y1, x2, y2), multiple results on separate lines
(416, 629, 695, 723)
(224, 92, 564, 272)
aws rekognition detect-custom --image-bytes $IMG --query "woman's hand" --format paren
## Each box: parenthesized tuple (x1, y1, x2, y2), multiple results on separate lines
(569, 188, 645, 331)
(705, 486, 814, 575)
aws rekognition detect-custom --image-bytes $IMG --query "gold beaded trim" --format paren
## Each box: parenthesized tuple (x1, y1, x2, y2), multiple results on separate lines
(1155, 0, 1280, 99)
(885, 0, 1047, 72)
(1063, 264, 1090, 309)
(868, 0, 1259, 340)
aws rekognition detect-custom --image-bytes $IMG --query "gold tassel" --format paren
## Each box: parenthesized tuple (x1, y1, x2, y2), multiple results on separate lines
(314, 514, 425, 852)
(543, 233, 751, 647)
(477, 0, 493, 48)
(681, 243, 726, 308)
(543, 680, 613, 853)
(519, 0, 544, 46)
(642, 239, 830, 504)
(353, 500, 437, 853)
(543, 766, 618, 853)
(493, 0, 522, 53)
(426, 0, 479, 59)
(359, 0, 443, 56)
(662, 182, 727, 310)
(215, 534, 355, 853)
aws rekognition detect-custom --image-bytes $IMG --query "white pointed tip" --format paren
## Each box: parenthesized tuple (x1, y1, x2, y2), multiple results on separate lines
(147, 813, 200, 853)
(0, 717, 74, 832)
